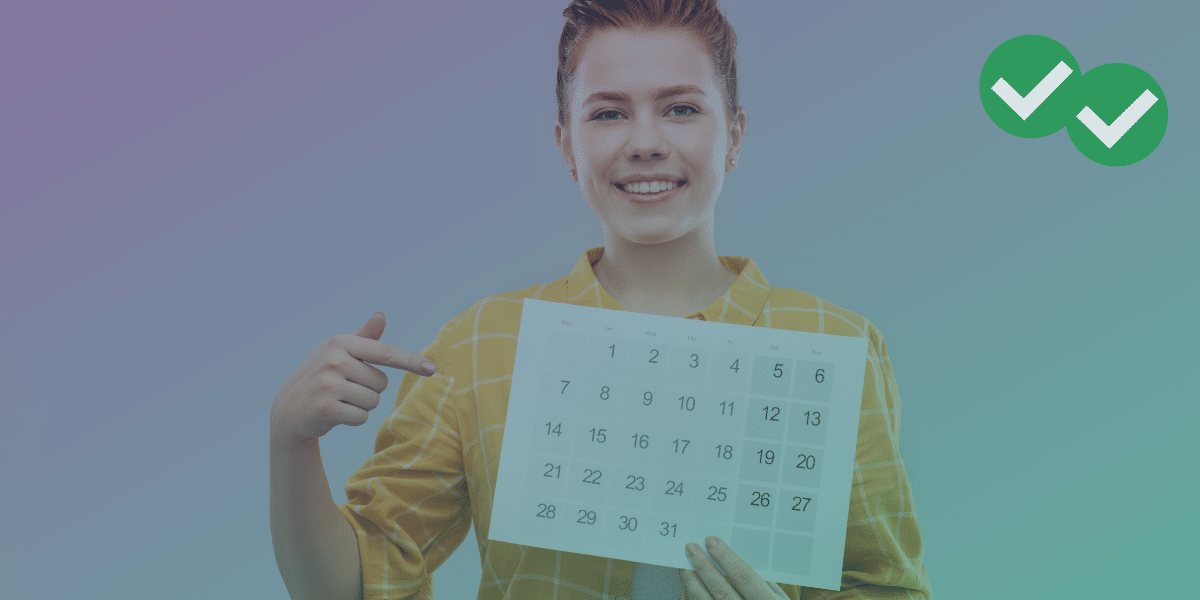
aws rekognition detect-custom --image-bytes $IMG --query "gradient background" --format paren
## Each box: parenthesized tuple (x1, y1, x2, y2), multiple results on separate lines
(2, 1, 1196, 598)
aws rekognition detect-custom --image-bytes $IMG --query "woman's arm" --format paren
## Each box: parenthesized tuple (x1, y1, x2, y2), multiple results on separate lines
(270, 435, 364, 600)
(268, 313, 437, 600)
(809, 323, 932, 599)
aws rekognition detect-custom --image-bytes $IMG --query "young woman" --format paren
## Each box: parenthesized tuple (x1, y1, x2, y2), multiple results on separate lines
(270, 1, 931, 599)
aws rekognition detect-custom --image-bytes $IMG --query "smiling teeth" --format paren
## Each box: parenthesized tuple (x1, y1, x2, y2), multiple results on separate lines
(622, 181, 678, 194)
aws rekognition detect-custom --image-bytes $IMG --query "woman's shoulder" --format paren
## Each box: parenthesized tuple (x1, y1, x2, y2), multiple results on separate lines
(433, 275, 573, 344)
(762, 284, 882, 343)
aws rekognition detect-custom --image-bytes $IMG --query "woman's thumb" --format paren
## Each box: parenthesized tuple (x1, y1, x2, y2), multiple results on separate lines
(351, 311, 386, 339)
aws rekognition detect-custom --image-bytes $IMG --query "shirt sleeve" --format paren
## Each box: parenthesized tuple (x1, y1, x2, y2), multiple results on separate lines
(790, 322, 933, 600)
(336, 324, 473, 600)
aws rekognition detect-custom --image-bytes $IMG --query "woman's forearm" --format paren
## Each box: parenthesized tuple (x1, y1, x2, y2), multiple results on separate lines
(269, 435, 364, 600)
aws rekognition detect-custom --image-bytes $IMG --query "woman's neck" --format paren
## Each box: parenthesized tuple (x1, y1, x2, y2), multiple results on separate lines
(592, 230, 739, 318)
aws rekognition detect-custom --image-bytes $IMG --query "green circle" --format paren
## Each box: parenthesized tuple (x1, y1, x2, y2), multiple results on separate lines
(980, 35, 1082, 138)
(1066, 63, 1167, 166)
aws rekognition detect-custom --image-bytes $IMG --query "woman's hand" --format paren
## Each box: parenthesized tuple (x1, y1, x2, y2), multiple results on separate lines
(682, 536, 790, 600)
(270, 312, 437, 446)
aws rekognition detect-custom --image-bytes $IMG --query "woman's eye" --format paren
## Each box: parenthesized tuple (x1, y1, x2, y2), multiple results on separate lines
(591, 110, 623, 121)
(668, 105, 698, 117)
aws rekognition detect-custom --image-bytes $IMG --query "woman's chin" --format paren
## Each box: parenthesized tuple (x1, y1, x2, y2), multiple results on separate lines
(611, 223, 689, 246)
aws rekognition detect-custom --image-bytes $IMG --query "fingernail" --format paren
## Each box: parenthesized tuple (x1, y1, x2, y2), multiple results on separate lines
(686, 542, 699, 557)
(422, 361, 436, 375)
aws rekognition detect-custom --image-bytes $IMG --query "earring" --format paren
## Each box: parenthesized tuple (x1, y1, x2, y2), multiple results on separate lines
(570, 169, 576, 178)
(730, 157, 738, 166)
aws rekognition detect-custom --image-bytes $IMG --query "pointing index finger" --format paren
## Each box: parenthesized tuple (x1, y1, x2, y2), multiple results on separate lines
(338, 334, 436, 376)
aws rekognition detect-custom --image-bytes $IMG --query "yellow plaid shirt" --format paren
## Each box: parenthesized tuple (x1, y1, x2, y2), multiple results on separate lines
(337, 247, 932, 599)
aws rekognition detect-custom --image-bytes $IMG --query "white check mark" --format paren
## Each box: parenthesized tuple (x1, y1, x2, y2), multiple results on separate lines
(992, 61, 1073, 120)
(1076, 89, 1159, 149)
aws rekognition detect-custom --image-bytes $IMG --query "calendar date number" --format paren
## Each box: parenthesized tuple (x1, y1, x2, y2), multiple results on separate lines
(707, 486, 728, 502)
(582, 469, 602, 485)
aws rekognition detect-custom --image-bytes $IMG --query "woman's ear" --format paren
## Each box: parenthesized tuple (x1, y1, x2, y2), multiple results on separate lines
(554, 121, 577, 179)
(726, 108, 747, 172)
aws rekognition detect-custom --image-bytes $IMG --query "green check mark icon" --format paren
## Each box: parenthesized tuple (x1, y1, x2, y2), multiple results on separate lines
(980, 35, 1082, 139)
(992, 61, 1073, 120)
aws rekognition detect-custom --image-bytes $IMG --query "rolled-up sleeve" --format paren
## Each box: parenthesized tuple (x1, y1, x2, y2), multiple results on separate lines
(336, 327, 473, 600)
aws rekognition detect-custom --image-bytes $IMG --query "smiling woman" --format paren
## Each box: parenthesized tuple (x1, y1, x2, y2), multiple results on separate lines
(268, 1, 932, 599)
(555, 26, 745, 319)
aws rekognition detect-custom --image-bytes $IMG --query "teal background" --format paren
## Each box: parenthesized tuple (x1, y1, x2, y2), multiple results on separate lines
(1, 1, 1196, 598)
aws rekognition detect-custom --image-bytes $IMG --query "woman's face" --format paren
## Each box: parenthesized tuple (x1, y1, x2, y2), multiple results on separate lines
(555, 27, 745, 246)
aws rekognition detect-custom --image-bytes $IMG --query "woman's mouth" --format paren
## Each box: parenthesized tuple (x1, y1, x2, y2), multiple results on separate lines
(614, 180, 685, 204)
(615, 180, 681, 194)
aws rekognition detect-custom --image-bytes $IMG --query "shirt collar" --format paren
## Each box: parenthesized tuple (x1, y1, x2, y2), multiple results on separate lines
(565, 246, 770, 326)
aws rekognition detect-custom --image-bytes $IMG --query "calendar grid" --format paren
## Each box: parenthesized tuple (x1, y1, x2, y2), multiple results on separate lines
(492, 299, 866, 589)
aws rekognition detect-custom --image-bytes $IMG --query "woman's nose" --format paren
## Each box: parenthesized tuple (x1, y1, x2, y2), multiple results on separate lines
(626, 117, 668, 161)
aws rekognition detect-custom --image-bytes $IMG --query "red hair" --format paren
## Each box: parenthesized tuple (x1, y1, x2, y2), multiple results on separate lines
(556, 0, 740, 124)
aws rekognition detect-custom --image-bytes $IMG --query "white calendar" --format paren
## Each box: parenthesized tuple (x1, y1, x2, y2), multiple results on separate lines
(489, 299, 867, 590)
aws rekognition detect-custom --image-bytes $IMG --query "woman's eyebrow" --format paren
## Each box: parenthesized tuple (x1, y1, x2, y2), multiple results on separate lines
(654, 84, 706, 100)
(583, 85, 707, 105)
